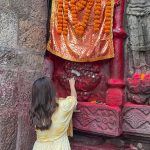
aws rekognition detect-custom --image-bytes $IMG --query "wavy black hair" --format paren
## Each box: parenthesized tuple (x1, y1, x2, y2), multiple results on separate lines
(30, 77, 58, 130)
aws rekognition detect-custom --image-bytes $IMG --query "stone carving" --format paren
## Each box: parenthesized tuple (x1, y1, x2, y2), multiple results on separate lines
(127, 76, 150, 104)
(53, 58, 108, 102)
(123, 103, 150, 136)
(126, 0, 150, 106)
(73, 102, 122, 136)
(126, 0, 150, 74)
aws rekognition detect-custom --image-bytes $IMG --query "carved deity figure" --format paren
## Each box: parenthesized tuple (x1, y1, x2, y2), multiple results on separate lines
(126, 0, 150, 74)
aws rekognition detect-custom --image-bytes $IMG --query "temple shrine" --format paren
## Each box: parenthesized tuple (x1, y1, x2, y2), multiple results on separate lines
(45, 0, 150, 149)
(1, 0, 150, 149)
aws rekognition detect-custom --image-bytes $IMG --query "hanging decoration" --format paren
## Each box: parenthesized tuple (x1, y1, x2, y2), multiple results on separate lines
(47, 0, 115, 62)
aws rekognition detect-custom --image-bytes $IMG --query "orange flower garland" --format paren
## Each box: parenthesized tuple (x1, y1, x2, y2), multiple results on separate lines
(104, 0, 112, 33)
(57, 0, 69, 36)
(71, 0, 94, 37)
(63, 0, 69, 36)
(70, 0, 78, 25)
(94, 0, 101, 32)
(57, 0, 63, 34)
(76, 0, 87, 12)
(56, 0, 113, 36)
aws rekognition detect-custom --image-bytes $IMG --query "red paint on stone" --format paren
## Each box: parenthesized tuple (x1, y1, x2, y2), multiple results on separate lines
(106, 88, 124, 106)
(73, 102, 122, 136)
(48, 0, 126, 137)
(106, 0, 126, 106)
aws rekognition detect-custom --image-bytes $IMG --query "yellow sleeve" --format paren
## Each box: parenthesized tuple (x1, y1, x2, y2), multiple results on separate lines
(61, 96, 77, 112)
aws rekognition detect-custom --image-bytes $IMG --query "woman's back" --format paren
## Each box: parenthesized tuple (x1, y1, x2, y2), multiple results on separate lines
(33, 96, 77, 150)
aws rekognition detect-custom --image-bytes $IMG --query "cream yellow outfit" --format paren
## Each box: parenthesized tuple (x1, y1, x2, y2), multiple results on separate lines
(33, 96, 77, 150)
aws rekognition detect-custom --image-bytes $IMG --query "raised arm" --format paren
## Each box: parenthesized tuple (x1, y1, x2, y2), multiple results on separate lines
(69, 78, 77, 98)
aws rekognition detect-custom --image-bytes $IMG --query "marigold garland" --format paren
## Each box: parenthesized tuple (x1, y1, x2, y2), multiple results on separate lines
(63, 0, 69, 36)
(76, 0, 87, 12)
(57, 0, 63, 34)
(70, 0, 94, 37)
(70, 0, 78, 25)
(94, 0, 101, 31)
(56, 0, 113, 36)
(104, 0, 112, 33)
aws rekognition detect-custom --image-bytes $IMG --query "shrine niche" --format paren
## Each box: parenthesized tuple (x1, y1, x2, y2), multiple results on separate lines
(47, 0, 126, 138)
(123, 0, 150, 137)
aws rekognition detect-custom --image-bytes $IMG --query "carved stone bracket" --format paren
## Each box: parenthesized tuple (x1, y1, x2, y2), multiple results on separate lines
(123, 102, 150, 137)
(73, 102, 122, 136)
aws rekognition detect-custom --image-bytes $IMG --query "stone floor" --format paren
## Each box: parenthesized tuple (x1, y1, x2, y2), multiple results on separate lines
(70, 131, 150, 150)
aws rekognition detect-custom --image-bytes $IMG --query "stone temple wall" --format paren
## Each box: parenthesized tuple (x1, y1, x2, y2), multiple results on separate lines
(0, 0, 47, 149)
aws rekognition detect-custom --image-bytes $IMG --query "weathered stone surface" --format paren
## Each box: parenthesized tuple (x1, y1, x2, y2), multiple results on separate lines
(20, 52, 44, 71)
(73, 102, 122, 136)
(10, 0, 31, 18)
(0, 9, 18, 48)
(0, 109, 17, 150)
(0, 47, 44, 106)
(16, 105, 35, 150)
(0, 69, 19, 108)
(18, 70, 42, 103)
(30, 0, 47, 22)
(0, 0, 46, 149)
(19, 20, 46, 50)
(123, 102, 150, 136)
(0, 0, 10, 8)
(0, 47, 19, 68)
(0, 46, 44, 71)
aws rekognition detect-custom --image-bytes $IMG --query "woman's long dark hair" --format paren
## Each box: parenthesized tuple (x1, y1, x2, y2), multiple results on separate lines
(30, 77, 58, 130)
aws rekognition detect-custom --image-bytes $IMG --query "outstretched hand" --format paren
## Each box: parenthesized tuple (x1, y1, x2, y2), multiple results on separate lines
(69, 78, 75, 87)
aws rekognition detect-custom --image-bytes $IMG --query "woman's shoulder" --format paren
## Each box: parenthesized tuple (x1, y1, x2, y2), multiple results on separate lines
(58, 96, 77, 111)
(58, 96, 77, 103)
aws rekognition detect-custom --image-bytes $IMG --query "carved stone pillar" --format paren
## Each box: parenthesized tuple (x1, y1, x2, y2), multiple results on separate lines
(106, 0, 126, 106)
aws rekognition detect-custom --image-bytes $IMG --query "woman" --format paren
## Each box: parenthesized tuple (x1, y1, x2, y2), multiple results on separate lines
(30, 77, 77, 150)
